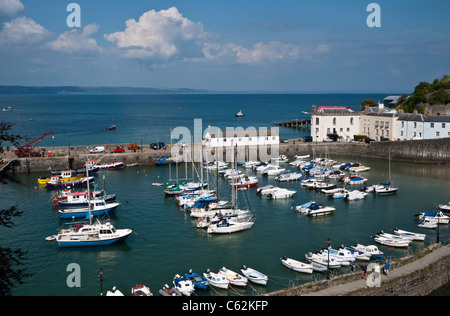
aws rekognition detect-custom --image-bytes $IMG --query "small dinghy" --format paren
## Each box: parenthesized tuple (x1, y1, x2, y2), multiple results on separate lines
(132, 284, 153, 296)
(219, 267, 248, 287)
(203, 269, 229, 290)
(185, 269, 209, 290)
(392, 228, 426, 241)
(281, 256, 314, 274)
(240, 265, 268, 286)
(159, 284, 181, 296)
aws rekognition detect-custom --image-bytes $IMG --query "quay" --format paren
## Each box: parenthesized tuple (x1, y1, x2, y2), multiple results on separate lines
(273, 118, 311, 129)
(267, 243, 450, 296)
(1, 137, 450, 174)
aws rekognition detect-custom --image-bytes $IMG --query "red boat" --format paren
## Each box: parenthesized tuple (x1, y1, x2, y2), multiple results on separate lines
(105, 124, 116, 130)
(230, 176, 258, 188)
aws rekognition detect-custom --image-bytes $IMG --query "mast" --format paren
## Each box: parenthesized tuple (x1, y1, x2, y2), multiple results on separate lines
(86, 163, 92, 224)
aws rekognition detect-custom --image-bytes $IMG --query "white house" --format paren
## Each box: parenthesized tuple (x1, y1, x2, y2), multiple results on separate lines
(397, 112, 450, 140)
(311, 106, 360, 142)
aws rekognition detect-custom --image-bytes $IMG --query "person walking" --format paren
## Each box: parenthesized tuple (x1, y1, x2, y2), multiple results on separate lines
(384, 260, 390, 275)
(361, 263, 367, 280)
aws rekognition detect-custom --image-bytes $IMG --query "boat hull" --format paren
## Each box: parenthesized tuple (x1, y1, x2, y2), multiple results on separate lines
(57, 230, 132, 247)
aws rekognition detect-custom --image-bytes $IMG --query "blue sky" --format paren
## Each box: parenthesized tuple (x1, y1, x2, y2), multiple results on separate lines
(0, 0, 448, 92)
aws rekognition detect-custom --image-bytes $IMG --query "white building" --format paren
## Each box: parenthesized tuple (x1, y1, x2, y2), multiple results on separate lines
(311, 106, 360, 142)
(203, 128, 279, 148)
(397, 113, 450, 140)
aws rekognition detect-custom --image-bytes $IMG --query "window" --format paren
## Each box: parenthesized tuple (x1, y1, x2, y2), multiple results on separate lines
(401, 131, 403, 136)
(414, 122, 417, 128)
(443, 123, 446, 128)
(333, 118, 336, 125)
(350, 118, 354, 125)
(340, 128, 343, 132)
(401, 121, 404, 128)
(431, 123, 434, 128)
(436, 132, 440, 137)
(316, 117, 319, 125)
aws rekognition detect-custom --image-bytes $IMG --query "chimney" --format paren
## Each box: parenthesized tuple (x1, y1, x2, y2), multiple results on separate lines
(377, 103, 384, 114)
(365, 105, 370, 114)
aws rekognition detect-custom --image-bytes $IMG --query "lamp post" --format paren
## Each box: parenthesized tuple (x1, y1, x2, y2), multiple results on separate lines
(98, 266, 104, 296)
(326, 237, 331, 280)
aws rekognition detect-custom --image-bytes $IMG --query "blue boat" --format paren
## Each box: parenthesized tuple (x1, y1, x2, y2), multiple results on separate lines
(58, 202, 120, 219)
(185, 270, 209, 290)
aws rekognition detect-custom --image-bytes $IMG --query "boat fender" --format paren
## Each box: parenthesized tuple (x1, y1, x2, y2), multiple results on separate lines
(242, 265, 247, 270)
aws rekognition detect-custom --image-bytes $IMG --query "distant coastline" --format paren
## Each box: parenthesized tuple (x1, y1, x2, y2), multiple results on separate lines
(0, 85, 405, 95)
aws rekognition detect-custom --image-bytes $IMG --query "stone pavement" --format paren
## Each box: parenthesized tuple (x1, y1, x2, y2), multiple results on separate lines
(302, 244, 450, 296)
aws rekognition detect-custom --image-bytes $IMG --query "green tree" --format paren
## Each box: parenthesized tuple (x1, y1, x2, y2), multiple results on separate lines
(360, 99, 378, 111)
(0, 121, 33, 296)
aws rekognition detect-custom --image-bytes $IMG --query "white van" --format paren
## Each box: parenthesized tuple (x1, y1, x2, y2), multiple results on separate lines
(90, 146, 105, 153)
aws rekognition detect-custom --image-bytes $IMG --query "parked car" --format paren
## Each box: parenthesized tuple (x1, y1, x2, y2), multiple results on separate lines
(280, 138, 288, 143)
(111, 146, 125, 153)
(90, 146, 105, 153)
(150, 142, 166, 150)
(323, 138, 334, 142)
(303, 136, 313, 142)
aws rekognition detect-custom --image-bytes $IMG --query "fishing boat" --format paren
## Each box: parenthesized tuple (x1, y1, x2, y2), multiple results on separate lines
(46, 176, 94, 189)
(38, 170, 85, 184)
(131, 284, 153, 296)
(240, 266, 268, 285)
(173, 274, 195, 296)
(105, 124, 116, 131)
(203, 269, 229, 289)
(349, 244, 384, 258)
(281, 256, 314, 274)
(95, 162, 124, 170)
(58, 201, 120, 219)
(275, 172, 302, 182)
(185, 270, 209, 290)
(58, 190, 116, 208)
(392, 228, 426, 241)
(159, 284, 181, 296)
(235, 110, 244, 117)
(219, 267, 248, 287)
(416, 211, 449, 224)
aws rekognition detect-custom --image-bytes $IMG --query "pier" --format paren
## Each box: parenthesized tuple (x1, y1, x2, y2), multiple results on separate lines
(273, 118, 311, 129)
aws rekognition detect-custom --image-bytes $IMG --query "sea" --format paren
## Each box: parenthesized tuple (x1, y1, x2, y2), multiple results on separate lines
(0, 93, 449, 297)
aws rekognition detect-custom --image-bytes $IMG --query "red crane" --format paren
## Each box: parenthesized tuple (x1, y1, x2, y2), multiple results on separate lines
(15, 131, 54, 157)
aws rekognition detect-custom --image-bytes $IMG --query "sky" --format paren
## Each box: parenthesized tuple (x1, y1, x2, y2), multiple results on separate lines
(0, 0, 449, 92)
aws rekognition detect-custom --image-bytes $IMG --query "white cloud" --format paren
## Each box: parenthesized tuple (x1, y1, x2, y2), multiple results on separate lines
(49, 24, 102, 55)
(0, 0, 24, 17)
(104, 7, 210, 61)
(203, 41, 329, 65)
(0, 16, 51, 47)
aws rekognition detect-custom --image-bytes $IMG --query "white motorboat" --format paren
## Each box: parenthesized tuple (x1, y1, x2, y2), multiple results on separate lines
(348, 165, 371, 172)
(417, 218, 438, 229)
(263, 165, 285, 176)
(235, 110, 244, 117)
(173, 274, 195, 296)
(270, 155, 288, 163)
(240, 266, 268, 285)
(344, 247, 371, 261)
(204, 160, 228, 170)
(275, 172, 302, 182)
(344, 175, 368, 185)
(392, 228, 426, 241)
(438, 202, 450, 211)
(332, 189, 349, 199)
(281, 257, 314, 274)
(363, 184, 385, 193)
(230, 175, 258, 188)
(243, 161, 260, 169)
(350, 244, 384, 258)
(295, 200, 315, 213)
(303, 202, 335, 216)
(203, 269, 229, 289)
(2, 106, 12, 111)
(375, 185, 398, 195)
(305, 252, 341, 269)
(294, 154, 310, 160)
(345, 190, 368, 201)
(206, 216, 254, 234)
(417, 211, 449, 224)
(219, 267, 248, 287)
(190, 207, 247, 219)
(256, 185, 280, 195)
(269, 188, 296, 199)
(324, 247, 357, 266)
(106, 286, 124, 296)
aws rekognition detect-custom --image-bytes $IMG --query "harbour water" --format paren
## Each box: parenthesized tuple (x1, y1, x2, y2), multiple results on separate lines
(1, 94, 449, 296)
